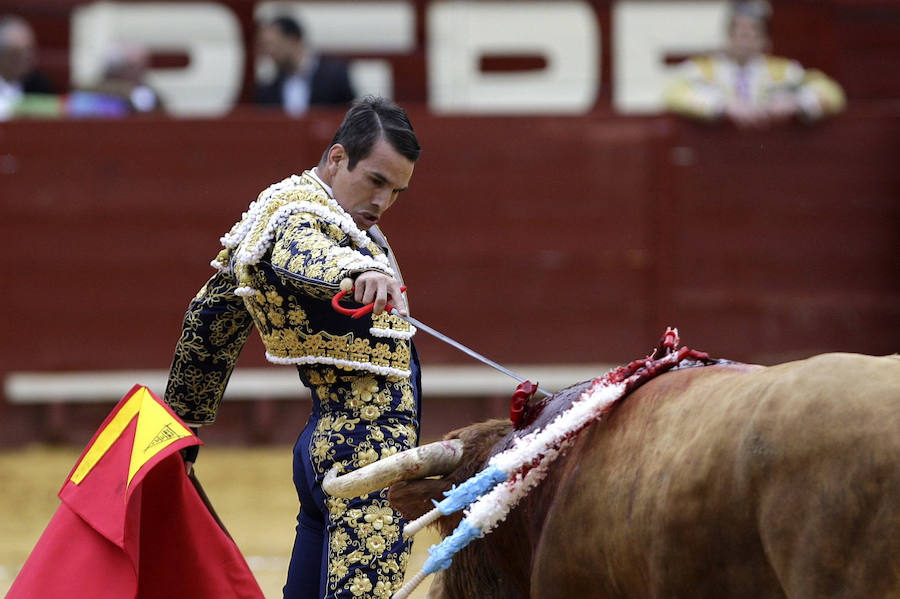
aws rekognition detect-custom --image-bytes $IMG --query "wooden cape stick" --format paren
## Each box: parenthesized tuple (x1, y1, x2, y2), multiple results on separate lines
(188, 469, 233, 540)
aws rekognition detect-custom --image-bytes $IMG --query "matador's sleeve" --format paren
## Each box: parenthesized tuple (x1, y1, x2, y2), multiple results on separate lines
(164, 269, 254, 425)
(269, 212, 395, 301)
(795, 68, 846, 119)
(663, 58, 725, 120)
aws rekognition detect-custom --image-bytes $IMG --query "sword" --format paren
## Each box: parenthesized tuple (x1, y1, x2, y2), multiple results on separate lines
(332, 288, 553, 398)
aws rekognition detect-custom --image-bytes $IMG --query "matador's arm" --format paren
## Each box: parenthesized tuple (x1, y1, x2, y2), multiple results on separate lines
(164, 269, 254, 425)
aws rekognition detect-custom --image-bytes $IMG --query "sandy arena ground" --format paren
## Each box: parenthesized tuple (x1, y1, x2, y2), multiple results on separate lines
(0, 445, 441, 598)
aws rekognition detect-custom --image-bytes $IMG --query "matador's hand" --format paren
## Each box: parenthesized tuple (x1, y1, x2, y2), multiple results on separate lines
(352, 271, 408, 316)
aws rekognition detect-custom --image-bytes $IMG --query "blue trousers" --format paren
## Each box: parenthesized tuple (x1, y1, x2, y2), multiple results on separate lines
(284, 356, 421, 599)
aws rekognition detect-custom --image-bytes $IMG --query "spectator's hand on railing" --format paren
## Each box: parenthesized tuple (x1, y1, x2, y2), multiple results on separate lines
(725, 99, 772, 129)
(766, 93, 801, 123)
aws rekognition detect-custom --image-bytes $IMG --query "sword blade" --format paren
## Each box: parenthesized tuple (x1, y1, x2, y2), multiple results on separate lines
(398, 314, 553, 397)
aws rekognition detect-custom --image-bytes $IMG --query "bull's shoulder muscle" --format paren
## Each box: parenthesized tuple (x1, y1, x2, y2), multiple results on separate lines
(531, 353, 900, 597)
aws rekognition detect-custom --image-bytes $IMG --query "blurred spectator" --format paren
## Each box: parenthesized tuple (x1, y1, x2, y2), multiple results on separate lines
(254, 15, 355, 116)
(87, 44, 164, 114)
(664, 1, 845, 127)
(0, 15, 55, 120)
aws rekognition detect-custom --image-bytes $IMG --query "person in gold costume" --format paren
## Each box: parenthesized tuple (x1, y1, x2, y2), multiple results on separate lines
(165, 96, 422, 599)
(665, 1, 845, 127)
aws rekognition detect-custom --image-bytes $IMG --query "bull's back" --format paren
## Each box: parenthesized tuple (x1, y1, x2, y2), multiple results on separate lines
(531, 353, 900, 599)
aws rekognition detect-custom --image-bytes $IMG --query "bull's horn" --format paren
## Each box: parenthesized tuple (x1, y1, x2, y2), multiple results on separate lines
(322, 439, 464, 498)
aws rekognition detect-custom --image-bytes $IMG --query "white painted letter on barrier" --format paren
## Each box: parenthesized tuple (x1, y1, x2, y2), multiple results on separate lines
(428, 1, 599, 114)
(613, 0, 727, 113)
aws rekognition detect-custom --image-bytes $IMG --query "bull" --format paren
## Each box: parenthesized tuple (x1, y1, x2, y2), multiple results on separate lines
(325, 352, 900, 598)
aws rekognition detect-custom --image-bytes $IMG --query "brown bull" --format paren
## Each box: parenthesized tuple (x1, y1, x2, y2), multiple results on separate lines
(328, 352, 900, 598)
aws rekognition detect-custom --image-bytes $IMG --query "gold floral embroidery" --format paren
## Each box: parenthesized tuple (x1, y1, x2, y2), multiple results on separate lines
(366, 535, 387, 555)
(360, 405, 382, 421)
(240, 261, 413, 374)
(265, 290, 283, 305)
(327, 496, 349, 515)
(287, 307, 307, 325)
(364, 507, 395, 532)
(354, 444, 379, 468)
(373, 580, 393, 598)
(312, 436, 334, 463)
(164, 271, 254, 424)
(302, 367, 417, 597)
(331, 556, 350, 581)
(349, 573, 373, 596)
(381, 556, 402, 575)
(331, 529, 351, 554)
(397, 392, 415, 414)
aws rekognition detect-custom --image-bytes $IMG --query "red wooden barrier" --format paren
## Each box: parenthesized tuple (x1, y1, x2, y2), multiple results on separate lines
(1, 107, 898, 444)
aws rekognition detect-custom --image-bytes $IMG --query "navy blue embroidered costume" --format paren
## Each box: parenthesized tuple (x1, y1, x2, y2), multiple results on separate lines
(165, 170, 421, 598)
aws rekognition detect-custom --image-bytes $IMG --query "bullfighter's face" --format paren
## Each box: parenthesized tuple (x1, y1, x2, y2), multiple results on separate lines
(324, 138, 414, 231)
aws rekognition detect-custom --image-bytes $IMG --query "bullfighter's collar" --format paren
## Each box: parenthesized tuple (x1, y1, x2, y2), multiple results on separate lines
(210, 170, 394, 279)
(307, 166, 333, 198)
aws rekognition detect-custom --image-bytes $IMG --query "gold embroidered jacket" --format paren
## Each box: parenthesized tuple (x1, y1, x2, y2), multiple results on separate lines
(664, 53, 846, 120)
(165, 171, 416, 424)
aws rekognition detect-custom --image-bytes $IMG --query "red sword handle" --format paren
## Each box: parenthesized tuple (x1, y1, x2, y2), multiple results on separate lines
(331, 286, 407, 319)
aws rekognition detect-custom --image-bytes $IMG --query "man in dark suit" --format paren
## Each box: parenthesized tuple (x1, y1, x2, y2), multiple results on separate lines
(254, 15, 355, 116)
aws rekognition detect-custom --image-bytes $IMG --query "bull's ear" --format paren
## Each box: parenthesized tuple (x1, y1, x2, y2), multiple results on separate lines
(388, 479, 454, 520)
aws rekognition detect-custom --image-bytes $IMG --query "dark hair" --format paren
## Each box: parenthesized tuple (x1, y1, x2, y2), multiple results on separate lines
(322, 96, 421, 169)
(268, 15, 304, 41)
(728, 1, 771, 33)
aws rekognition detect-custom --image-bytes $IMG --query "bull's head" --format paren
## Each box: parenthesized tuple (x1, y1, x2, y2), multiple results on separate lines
(388, 420, 513, 527)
